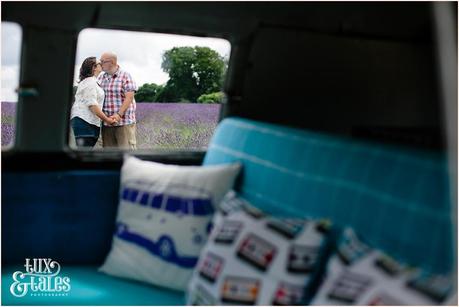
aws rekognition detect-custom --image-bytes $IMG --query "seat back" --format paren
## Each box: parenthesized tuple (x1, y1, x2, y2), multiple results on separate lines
(203, 117, 454, 273)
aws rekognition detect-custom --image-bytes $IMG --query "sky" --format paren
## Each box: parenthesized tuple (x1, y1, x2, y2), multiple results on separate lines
(1, 22, 231, 102)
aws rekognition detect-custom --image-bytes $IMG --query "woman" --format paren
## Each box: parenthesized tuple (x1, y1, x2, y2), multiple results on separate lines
(71, 56, 116, 147)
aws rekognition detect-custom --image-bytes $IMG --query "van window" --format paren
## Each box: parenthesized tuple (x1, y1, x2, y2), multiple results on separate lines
(1, 22, 22, 149)
(69, 28, 231, 151)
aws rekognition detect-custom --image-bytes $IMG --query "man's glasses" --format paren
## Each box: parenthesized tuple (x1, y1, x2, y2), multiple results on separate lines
(100, 60, 112, 64)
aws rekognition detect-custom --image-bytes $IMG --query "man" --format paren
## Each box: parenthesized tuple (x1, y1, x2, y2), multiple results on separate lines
(98, 52, 138, 149)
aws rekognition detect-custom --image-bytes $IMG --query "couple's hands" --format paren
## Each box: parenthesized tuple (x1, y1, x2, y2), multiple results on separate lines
(104, 113, 121, 126)
(105, 117, 117, 125)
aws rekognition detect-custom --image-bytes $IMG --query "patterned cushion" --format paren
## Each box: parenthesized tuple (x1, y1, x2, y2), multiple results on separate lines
(187, 192, 333, 305)
(99, 155, 241, 291)
(310, 228, 456, 305)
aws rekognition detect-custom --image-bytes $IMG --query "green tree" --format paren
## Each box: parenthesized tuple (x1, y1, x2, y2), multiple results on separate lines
(197, 91, 224, 103)
(158, 46, 226, 102)
(135, 83, 162, 102)
(154, 83, 178, 102)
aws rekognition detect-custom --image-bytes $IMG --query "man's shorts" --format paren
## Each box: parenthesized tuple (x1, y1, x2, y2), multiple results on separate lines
(102, 123, 137, 150)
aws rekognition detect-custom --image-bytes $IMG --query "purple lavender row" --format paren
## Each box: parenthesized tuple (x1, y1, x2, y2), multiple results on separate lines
(1, 102, 221, 149)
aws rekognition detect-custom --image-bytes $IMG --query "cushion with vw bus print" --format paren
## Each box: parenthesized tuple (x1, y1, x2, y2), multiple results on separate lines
(187, 191, 334, 305)
(99, 155, 241, 291)
(310, 228, 456, 305)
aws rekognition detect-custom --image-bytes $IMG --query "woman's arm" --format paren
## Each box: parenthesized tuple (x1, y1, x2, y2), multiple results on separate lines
(89, 105, 116, 125)
(80, 81, 116, 125)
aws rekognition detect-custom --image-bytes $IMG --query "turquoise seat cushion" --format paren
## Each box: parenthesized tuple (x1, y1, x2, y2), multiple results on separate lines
(1, 266, 185, 305)
(203, 117, 454, 273)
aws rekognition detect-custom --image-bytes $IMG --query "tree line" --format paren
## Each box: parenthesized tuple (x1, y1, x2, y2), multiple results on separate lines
(134, 46, 226, 103)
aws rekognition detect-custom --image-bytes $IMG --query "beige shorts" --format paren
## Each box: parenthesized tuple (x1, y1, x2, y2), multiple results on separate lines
(102, 123, 137, 150)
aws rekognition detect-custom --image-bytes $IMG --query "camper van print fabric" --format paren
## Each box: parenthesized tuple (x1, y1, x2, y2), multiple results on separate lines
(99, 155, 241, 291)
(187, 191, 331, 305)
(310, 228, 456, 305)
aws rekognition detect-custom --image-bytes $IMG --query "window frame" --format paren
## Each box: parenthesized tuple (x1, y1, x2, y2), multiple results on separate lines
(67, 27, 231, 155)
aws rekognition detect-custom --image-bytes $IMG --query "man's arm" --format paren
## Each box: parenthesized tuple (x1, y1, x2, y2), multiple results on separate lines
(89, 105, 116, 125)
(114, 91, 134, 121)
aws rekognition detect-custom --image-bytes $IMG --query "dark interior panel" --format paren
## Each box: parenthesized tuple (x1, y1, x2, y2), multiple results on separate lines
(226, 27, 443, 149)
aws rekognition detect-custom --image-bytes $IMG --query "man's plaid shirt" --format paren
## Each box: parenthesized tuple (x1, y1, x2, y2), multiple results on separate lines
(97, 67, 138, 126)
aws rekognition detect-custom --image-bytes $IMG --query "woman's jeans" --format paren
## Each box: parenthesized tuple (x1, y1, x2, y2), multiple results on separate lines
(71, 117, 100, 147)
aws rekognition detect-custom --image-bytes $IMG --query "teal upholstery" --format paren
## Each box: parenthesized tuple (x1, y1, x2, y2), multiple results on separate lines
(203, 117, 454, 273)
(1, 266, 185, 306)
(1, 116, 454, 305)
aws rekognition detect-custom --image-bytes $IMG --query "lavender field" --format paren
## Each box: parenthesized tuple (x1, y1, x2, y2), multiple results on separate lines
(134, 102, 220, 149)
(1, 102, 16, 147)
(1, 101, 221, 149)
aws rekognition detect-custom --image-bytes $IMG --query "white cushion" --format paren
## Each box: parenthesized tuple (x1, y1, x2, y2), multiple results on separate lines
(99, 155, 241, 291)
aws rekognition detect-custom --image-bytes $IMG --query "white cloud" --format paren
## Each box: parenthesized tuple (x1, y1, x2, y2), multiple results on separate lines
(1, 22, 22, 102)
(1, 22, 22, 66)
(1, 65, 19, 102)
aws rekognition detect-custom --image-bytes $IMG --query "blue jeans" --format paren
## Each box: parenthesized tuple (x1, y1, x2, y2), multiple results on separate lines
(71, 117, 100, 147)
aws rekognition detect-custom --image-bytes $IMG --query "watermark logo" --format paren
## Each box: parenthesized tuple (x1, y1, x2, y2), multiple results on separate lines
(10, 258, 71, 298)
